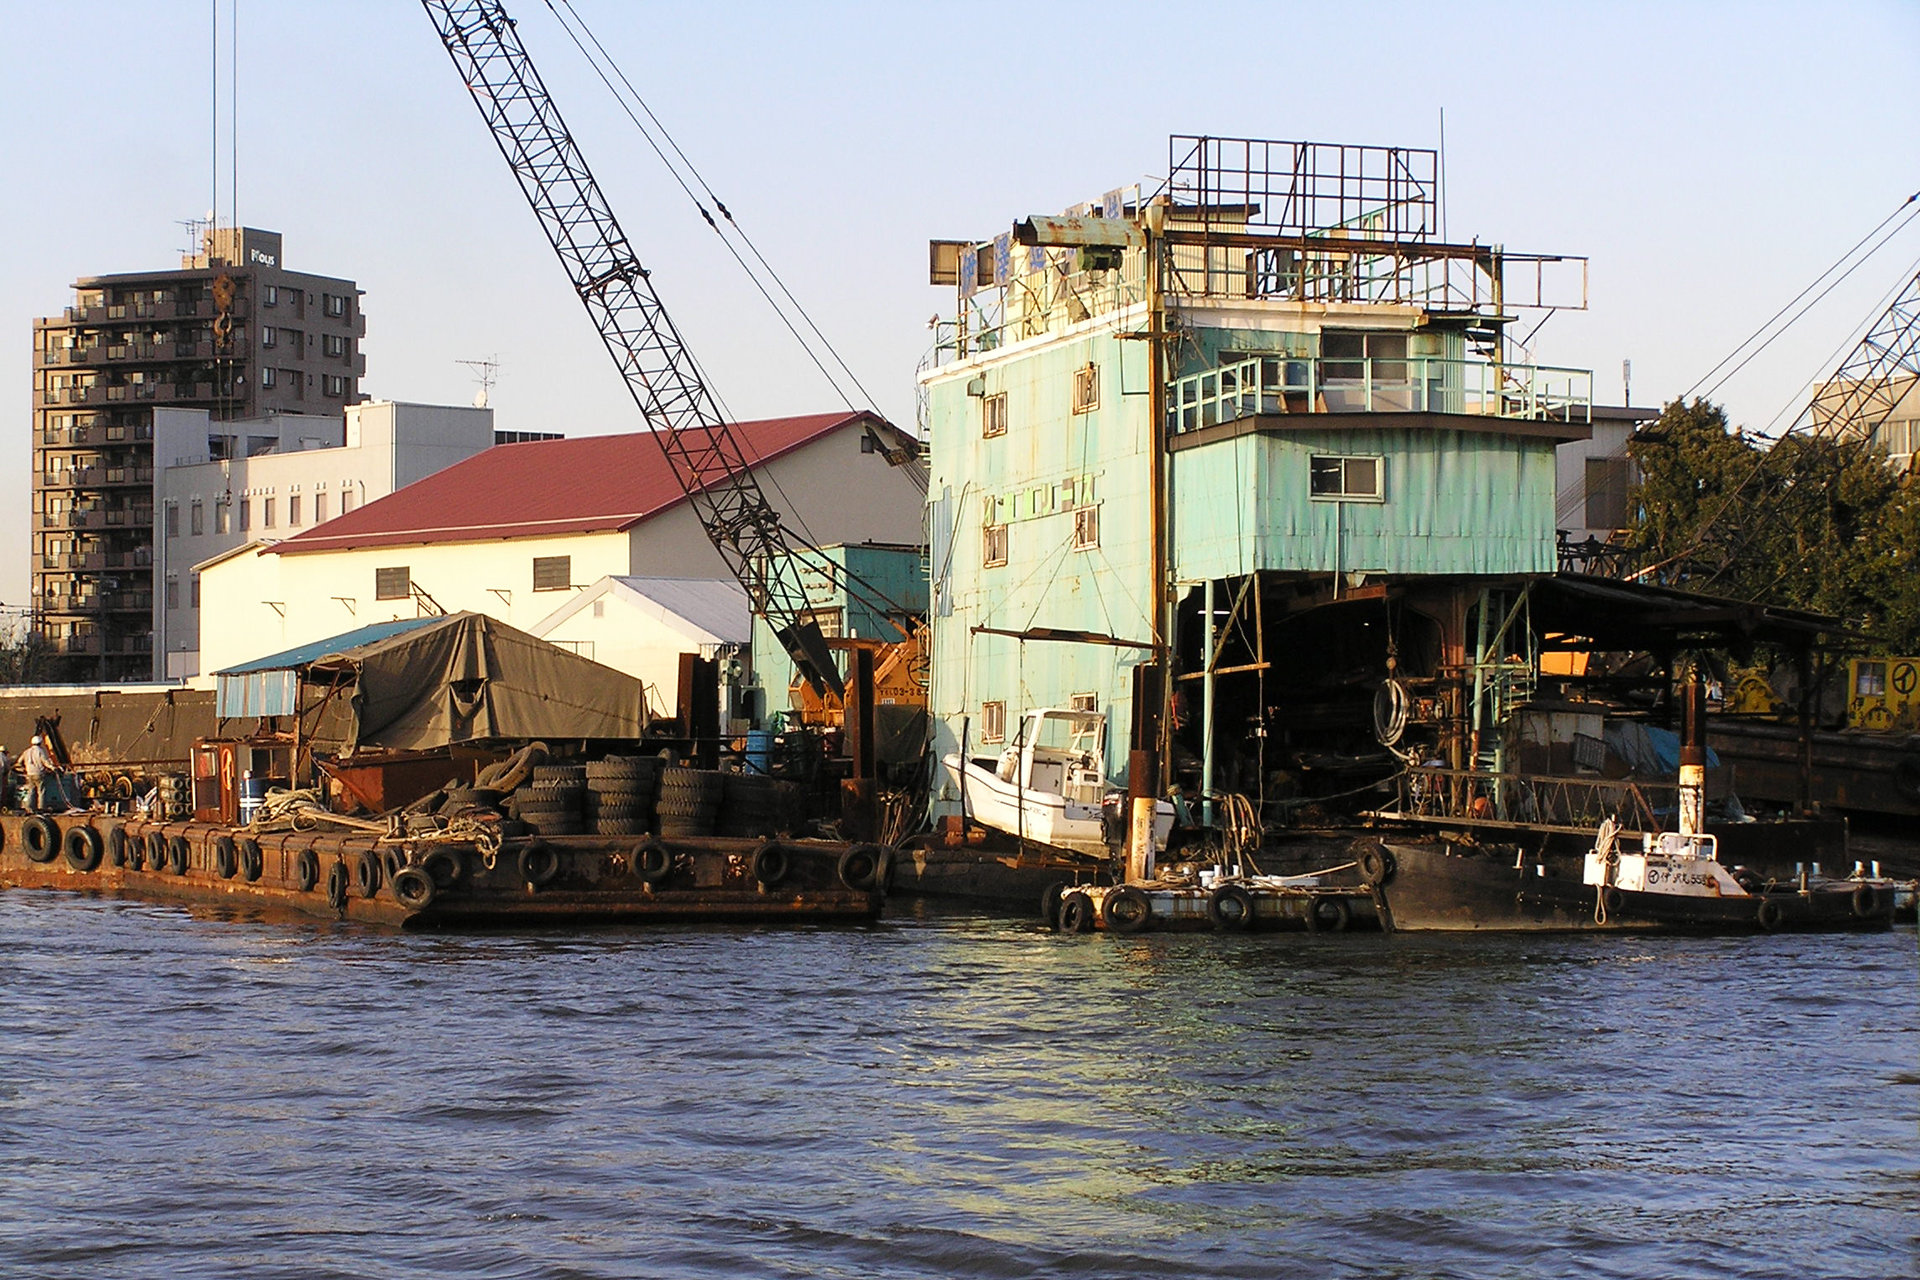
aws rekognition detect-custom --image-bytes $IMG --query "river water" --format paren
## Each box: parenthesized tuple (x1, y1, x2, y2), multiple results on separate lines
(0, 892, 1914, 1280)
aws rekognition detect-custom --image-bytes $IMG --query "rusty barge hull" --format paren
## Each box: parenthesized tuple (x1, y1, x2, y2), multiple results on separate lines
(0, 814, 882, 929)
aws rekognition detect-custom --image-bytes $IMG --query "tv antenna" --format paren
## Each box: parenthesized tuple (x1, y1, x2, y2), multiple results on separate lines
(456, 356, 500, 408)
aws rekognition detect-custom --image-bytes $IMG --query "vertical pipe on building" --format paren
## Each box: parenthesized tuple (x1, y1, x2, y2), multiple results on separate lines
(1201, 577, 1215, 826)
(1126, 203, 1170, 883)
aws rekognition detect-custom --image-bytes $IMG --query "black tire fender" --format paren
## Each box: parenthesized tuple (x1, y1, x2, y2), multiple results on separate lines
(166, 835, 190, 876)
(837, 843, 883, 892)
(1306, 895, 1352, 934)
(145, 831, 167, 873)
(632, 839, 672, 886)
(1355, 843, 1395, 887)
(391, 865, 437, 910)
(354, 850, 381, 899)
(107, 825, 130, 869)
(1103, 885, 1153, 934)
(238, 838, 264, 883)
(213, 835, 238, 880)
(1756, 897, 1786, 932)
(22, 816, 59, 864)
(1040, 880, 1070, 928)
(1207, 884, 1256, 931)
(325, 860, 350, 911)
(520, 842, 562, 888)
(296, 847, 321, 893)
(1057, 891, 1096, 934)
(1850, 883, 1881, 920)
(63, 824, 104, 873)
(751, 840, 788, 888)
(422, 848, 464, 889)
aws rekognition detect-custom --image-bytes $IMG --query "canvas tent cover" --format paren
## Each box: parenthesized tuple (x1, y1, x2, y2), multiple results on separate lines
(217, 612, 647, 750)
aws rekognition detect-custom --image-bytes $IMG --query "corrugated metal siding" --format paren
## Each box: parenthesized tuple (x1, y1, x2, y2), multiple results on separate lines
(215, 668, 299, 719)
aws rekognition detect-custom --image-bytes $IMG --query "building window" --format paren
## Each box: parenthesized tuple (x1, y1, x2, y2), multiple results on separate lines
(375, 567, 410, 601)
(288, 494, 301, 526)
(591, 600, 605, 618)
(262, 497, 276, 528)
(1072, 505, 1099, 551)
(165, 577, 179, 610)
(981, 701, 1006, 744)
(1309, 455, 1384, 501)
(166, 504, 179, 538)
(261, 327, 276, 349)
(313, 491, 328, 523)
(189, 575, 200, 609)
(983, 392, 1008, 438)
(261, 367, 277, 389)
(1072, 363, 1099, 415)
(532, 555, 571, 592)
(215, 501, 230, 535)
(323, 334, 347, 357)
(982, 496, 1008, 568)
(322, 374, 347, 397)
(1584, 456, 1633, 531)
(263, 285, 278, 306)
(1857, 662, 1888, 698)
(323, 293, 347, 318)
(238, 498, 250, 531)
(342, 489, 356, 514)
(190, 501, 204, 536)
(800, 606, 844, 638)
(1069, 692, 1098, 713)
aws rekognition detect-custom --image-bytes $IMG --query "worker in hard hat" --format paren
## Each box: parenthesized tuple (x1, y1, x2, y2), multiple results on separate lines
(20, 735, 58, 814)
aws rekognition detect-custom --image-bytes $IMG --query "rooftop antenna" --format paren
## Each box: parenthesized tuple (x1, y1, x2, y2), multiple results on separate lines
(457, 356, 500, 408)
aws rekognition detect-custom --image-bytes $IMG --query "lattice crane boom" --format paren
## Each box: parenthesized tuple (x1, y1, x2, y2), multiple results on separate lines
(421, 0, 842, 693)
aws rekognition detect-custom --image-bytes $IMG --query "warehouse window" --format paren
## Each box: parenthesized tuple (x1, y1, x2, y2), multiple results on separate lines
(1070, 692, 1098, 713)
(1072, 363, 1099, 414)
(532, 555, 571, 592)
(982, 520, 1008, 568)
(375, 566, 410, 600)
(1072, 505, 1099, 551)
(981, 701, 1006, 744)
(1309, 455, 1383, 501)
(983, 392, 1007, 438)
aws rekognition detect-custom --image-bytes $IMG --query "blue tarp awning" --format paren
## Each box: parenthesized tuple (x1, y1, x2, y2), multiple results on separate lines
(215, 616, 441, 718)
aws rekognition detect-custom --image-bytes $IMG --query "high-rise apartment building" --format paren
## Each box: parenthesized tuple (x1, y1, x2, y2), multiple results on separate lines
(31, 227, 365, 682)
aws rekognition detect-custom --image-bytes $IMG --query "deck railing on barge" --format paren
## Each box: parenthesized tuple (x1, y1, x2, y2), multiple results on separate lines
(1368, 766, 1677, 836)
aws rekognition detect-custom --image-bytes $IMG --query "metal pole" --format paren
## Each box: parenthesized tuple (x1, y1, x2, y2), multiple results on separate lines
(1201, 577, 1215, 826)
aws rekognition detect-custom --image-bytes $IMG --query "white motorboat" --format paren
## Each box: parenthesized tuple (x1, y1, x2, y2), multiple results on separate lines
(942, 708, 1174, 857)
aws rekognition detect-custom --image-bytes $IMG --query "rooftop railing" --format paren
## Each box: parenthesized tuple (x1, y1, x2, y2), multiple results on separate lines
(1166, 353, 1592, 433)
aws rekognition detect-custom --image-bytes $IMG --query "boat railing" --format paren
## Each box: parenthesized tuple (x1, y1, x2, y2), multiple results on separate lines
(1376, 766, 1676, 835)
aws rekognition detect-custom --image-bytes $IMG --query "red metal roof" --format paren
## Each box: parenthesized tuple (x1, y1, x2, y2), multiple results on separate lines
(272, 410, 885, 555)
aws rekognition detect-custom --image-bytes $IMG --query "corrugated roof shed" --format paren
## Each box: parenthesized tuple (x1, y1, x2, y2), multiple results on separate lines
(270, 410, 888, 555)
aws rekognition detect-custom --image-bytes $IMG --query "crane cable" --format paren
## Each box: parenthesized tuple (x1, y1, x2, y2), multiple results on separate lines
(540, 0, 889, 425)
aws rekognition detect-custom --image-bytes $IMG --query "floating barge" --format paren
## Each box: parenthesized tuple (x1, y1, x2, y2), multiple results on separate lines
(0, 812, 885, 928)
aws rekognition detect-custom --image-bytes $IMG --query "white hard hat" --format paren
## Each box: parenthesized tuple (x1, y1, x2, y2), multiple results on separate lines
(30, 735, 42, 746)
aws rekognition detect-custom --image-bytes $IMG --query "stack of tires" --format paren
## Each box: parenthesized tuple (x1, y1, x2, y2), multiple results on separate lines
(514, 764, 587, 836)
(586, 756, 658, 835)
(655, 766, 724, 838)
(717, 773, 802, 838)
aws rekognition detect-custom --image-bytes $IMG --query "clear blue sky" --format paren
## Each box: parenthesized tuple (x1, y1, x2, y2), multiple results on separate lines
(3, 1, 1917, 613)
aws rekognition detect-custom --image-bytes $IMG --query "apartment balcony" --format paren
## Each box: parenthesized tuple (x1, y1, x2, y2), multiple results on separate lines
(47, 633, 103, 656)
(37, 465, 156, 492)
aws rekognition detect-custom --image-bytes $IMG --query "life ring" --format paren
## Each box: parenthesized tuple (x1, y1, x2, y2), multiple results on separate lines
(519, 842, 562, 888)
(166, 835, 190, 876)
(1057, 891, 1095, 934)
(145, 831, 167, 872)
(1306, 895, 1352, 933)
(1756, 898, 1786, 932)
(1355, 844, 1395, 888)
(1207, 884, 1256, 931)
(22, 816, 59, 863)
(63, 825, 104, 872)
(1103, 885, 1153, 934)
(107, 826, 130, 869)
(1850, 883, 1882, 920)
(354, 850, 381, 899)
(213, 835, 238, 880)
(422, 848, 464, 889)
(751, 840, 788, 888)
(1040, 880, 1069, 928)
(1892, 753, 1920, 804)
(296, 848, 320, 893)
(325, 860, 350, 911)
(391, 865, 437, 911)
(837, 843, 883, 892)
(238, 838, 264, 882)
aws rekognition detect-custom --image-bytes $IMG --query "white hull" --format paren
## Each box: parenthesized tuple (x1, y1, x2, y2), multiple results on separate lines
(944, 752, 1172, 857)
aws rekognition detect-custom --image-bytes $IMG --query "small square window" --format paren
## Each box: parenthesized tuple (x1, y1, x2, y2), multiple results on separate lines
(263, 285, 278, 307)
(983, 521, 1008, 568)
(1856, 662, 1887, 698)
(1072, 505, 1099, 551)
(532, 555, 571, 592)
(1072, 363, 1099, 415)
(981, 701, 1006, 744)
(983, 392, 1007, 438)
(1069, 692, 1098, 713)
(375, 566, 410, 600)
